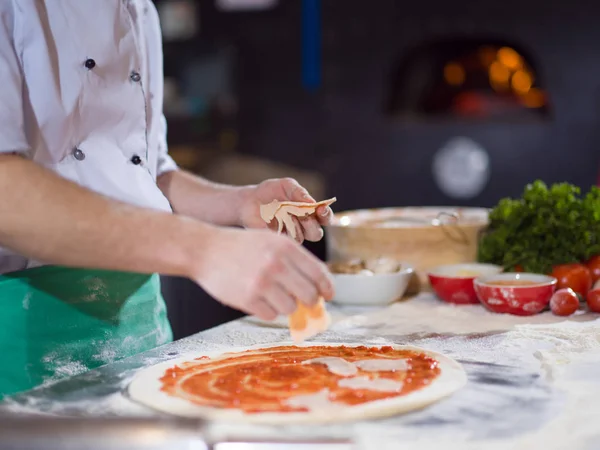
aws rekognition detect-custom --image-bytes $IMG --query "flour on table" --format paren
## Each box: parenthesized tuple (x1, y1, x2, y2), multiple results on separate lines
(40, 352, 90, 388)
(331, 293, 591, 336)
(6, 292, 600, 450)
(201, 303, 600, 449)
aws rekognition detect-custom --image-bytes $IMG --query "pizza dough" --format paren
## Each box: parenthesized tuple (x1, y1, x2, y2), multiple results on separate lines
(128, 342, 467, 424)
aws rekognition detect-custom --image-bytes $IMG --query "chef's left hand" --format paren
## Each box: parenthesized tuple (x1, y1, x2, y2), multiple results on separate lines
(239, 177, 333, 243)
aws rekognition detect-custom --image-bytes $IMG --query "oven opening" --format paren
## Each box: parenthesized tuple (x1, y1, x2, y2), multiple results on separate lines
(386, 37, 551, 122)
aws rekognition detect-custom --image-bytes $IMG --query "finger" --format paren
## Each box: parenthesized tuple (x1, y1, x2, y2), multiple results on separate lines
(285, 247, 334, 301)
(262, 283, 298, 315)
(281, 178, 315, 203)
(273, 259, 320, 307)
(298, 216, 324, 242)
(315, 205, 334, 226)
(265, 218, 279, 232)
(254, 220, 270, 231)
(246, 298, 279, 321)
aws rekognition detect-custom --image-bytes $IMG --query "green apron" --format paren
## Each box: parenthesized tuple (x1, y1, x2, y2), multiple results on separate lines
(0, 266, 173, 398)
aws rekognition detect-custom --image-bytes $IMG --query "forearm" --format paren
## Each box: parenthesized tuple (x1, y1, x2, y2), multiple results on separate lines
(158, 169, 250, 227)
(0, 155, 215, 277)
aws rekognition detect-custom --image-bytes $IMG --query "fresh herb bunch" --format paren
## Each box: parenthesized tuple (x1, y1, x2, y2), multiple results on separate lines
(477, 180, 600, 274)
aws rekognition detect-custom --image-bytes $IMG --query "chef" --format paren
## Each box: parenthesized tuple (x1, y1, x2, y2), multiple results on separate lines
(0, 1, 334, 397)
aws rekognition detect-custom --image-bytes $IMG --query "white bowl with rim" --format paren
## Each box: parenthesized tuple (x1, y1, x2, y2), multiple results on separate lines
(329, 261, 414, 306)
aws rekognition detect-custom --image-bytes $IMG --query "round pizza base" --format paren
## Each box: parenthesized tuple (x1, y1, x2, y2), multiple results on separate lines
(127, 341, 467, 425)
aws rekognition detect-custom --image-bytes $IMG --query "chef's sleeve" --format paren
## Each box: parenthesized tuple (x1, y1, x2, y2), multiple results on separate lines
(156, 114, 178, 176)
(0, 4, 29, 155)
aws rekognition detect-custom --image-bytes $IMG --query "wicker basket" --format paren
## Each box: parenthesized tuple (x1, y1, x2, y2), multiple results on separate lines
(325, 207, 489, 293)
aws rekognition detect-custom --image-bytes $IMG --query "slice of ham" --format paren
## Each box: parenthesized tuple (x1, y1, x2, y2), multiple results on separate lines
(259, 197, 337, 240)
(259, 196, 337, 342)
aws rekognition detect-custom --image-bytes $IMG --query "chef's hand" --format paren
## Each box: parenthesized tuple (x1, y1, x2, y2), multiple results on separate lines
(196, 226, 334, 320)
(238, 178, 334, 243)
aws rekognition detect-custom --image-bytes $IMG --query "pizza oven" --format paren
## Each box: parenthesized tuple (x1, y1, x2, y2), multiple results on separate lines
(311, 0, 600, 212)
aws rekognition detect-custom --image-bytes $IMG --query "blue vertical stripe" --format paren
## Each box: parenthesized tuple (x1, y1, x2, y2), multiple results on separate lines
(301, 0, 321, 91)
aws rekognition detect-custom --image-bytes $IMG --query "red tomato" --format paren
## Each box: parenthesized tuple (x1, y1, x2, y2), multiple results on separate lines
(514, 265, 524, 273)
(587, 289, 600, 313)
(551, 263, 592, 297)
(550, 288, 580, 316)
(585, 255, 600, 284)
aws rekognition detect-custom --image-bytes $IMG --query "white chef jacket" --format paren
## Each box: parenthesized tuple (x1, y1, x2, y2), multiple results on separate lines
(0, 0, 178, 273)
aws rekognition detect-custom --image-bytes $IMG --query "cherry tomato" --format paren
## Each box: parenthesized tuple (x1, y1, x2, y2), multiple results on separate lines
(551, 263, 592, 297)
(550, 288, 580, 316)
(586, 289, 600, 313)
(585, 255, 600, 284)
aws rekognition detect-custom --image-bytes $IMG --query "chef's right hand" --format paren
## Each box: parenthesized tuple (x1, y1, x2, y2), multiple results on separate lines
(194, 227, 334, 320)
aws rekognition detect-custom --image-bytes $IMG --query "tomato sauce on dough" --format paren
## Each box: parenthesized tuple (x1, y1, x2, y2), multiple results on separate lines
(159, 345, 441, 413)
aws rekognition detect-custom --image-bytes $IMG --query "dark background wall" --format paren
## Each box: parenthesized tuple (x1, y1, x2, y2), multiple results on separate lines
(156, 0, 600, 339)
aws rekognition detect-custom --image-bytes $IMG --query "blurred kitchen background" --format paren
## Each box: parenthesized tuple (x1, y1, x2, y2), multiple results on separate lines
(156, 0, 600, 339)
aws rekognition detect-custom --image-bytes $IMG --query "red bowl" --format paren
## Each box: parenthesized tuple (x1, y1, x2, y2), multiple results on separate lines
(427, 263, 504, 305)
(474, 272, 557, 315)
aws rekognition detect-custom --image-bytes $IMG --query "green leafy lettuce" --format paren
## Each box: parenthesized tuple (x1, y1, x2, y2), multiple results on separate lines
(477, 180, 600, 274)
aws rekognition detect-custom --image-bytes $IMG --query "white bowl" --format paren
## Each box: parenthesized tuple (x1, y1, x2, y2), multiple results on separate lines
(330, 263, 414, 306)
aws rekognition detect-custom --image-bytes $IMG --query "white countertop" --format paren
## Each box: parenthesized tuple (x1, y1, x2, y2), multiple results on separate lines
(3, 293, 600, 450)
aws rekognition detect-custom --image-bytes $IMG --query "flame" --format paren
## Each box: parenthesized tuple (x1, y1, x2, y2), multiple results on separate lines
(444, 62, 466, 86)
(511, 70, 533, 94)
(497, 47, 523, 70)
(489, 61, 510, 90)
(521, 88, 545, 108)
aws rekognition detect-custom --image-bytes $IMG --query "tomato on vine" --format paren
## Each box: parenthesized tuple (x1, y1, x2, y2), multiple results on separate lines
(551, 263, 592, 298)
